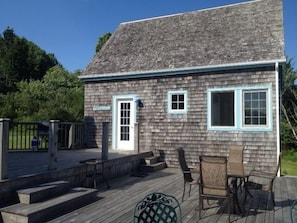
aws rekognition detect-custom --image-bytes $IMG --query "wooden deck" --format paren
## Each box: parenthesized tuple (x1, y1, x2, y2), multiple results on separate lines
(46, 168, 296, 223)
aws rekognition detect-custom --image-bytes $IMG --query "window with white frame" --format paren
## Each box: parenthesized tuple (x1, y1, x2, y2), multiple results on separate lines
(208, 86, 271, 131)
(243, 90, 268, 126)
(168, 90, 187, 114)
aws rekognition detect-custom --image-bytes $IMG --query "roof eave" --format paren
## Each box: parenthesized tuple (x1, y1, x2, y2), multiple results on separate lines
(79, 58, 286, 82)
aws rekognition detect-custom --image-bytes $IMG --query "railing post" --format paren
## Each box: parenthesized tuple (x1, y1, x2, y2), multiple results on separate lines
(48, 120, 59, 170)
(0, 118, 10, 180)
(102, 122, 109, 160)
(68, 124, 75, 149)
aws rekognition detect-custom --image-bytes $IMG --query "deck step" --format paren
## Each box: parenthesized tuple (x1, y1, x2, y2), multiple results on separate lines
(139, 161, 166, 172)
(144, 156, 159, 165)
(17, 181, 71, 204)
(1, 187, 98, 223)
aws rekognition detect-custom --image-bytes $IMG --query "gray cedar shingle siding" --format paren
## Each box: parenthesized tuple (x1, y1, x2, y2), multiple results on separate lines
(81, 0, 285, 172)
(84, 0, 284, 76)
(83, 68, 277, 170)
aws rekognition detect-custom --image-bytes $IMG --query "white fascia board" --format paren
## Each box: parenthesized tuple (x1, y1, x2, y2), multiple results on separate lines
(79, 58, 286, 82)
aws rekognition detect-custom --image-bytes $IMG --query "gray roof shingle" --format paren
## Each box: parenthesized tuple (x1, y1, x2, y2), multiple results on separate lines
(83, 0, 285, 76)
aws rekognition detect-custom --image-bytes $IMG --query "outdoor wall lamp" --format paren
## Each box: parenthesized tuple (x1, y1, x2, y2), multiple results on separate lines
(135, 98, 144, 108)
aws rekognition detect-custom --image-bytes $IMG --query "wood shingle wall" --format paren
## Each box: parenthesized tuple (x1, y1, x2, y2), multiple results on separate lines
(84, 66, 277, 172)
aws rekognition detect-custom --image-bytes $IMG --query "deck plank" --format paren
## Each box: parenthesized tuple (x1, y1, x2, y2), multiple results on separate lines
(43, 168, 296, 223)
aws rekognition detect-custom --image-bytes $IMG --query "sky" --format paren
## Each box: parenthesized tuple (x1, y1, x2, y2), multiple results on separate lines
(0, 0, 296, 72)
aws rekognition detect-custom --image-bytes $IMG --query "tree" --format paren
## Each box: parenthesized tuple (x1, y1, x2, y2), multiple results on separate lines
(0, 27, 59, 94)
(95, 33, 112, 53)
(0, 28, 25, 92)
(41, 65, 84, 121)
(281, 58, 297, 150)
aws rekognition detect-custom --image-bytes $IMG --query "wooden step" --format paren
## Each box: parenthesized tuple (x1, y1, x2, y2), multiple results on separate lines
(17, 181, 71, 204)
(139, 162, 166, 172)
(1, 187, 98, 223)
(144, 156, 160, 165)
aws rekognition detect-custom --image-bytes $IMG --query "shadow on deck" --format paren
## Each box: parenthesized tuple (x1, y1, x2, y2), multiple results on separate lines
(1, 149, 296, 223)
(0, 149, 152, 203)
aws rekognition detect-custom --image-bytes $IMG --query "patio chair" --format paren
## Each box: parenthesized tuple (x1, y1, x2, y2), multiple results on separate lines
(199, 156, 232, 222)
(176, 147, 199, 201)
(228, 145, 245, 192)
(133, 192, 182, 223)
(244, 153, 281, 207)
(228, 145, 244, 163)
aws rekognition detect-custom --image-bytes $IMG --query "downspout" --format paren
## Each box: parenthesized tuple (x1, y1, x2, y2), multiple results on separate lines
(275, 62, 281, 176)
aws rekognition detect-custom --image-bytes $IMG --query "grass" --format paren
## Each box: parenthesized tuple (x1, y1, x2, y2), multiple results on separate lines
(281, 150, 297, 176)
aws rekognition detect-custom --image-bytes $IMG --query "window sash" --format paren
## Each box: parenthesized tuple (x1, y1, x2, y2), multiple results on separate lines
(168, 90, 187, 114)
(208, 86, 271, 131)
(211, 91, 235, 127)
(243, 90, 268, 127)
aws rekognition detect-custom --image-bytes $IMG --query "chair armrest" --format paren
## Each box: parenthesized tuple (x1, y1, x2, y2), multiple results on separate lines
(189, 166, 200, 173)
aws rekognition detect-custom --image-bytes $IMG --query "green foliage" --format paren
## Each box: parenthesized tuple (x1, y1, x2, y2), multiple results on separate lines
(281, 58, 297, 151)
(0, 93, 17, 119)
(0, 27, 59, 94)
(282, 149, 297, 162)
(281, 150, 297, 176)
(0, 27, 83, 122)
(281, 121, 297, 150)
(95, 33, 112, 53)
(14, 66, 84, 122)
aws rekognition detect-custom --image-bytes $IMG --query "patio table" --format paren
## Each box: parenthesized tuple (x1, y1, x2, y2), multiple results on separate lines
(228, 162, 251, 215)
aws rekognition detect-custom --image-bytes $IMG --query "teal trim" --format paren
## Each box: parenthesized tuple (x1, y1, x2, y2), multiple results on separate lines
(207, 85, 273, 132)
(80, 60, 285, 82)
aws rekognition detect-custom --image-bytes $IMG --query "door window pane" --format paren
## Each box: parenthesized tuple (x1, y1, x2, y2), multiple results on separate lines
(120, 102, 130, 141)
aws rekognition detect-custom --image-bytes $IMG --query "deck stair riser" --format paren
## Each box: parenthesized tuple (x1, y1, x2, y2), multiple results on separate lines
(139, 155, 166, 172)
(140, 162, 166, 172)
(1, 187, 97, 223)
(144, 156, 159, 165)
(17, 181, 71, 204)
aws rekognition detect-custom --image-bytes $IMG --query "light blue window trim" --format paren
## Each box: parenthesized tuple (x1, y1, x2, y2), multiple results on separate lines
(111, 94, 137, 149)
(207, 85, 273, 131)
(240, 86, 273, 131)
(167, 90, 188, 114)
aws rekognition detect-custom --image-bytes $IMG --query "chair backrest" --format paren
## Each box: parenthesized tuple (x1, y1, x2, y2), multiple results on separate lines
(133, 192, 182, 223)
(176, 147, 193, 182)
(176, 147, 190, 171)
(228, 145, 244, 163)
(199, 156, 228, 196)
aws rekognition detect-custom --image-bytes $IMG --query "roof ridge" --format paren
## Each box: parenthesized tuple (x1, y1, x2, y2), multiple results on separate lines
(121, 0, 260, 25)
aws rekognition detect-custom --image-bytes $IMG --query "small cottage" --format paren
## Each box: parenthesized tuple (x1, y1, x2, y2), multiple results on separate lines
(80, 0, 285, 171)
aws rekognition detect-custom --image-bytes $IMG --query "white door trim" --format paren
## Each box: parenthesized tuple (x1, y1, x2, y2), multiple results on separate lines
(112, 95, 137, 150)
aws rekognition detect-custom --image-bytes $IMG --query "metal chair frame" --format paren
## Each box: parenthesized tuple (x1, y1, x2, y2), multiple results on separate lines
(199, 156, 232, 223)
(176, 147, 199, 201)
(291, 200, 297, 223)
(133, 192, 182, 223)
(244, 153, 281, 208)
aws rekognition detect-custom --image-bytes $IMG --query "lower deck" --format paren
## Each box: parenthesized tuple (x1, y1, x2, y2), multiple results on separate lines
(47, 168, 296, 223)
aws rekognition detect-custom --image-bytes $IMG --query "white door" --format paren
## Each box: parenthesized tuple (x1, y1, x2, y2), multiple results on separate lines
(116, 99, 135, 150)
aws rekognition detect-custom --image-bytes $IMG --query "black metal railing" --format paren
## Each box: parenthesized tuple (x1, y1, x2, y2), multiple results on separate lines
(9, 122, 85, 151)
